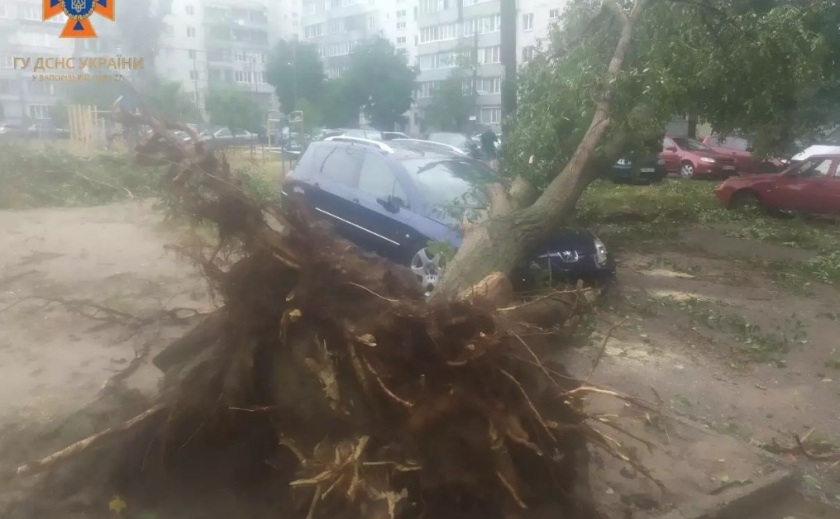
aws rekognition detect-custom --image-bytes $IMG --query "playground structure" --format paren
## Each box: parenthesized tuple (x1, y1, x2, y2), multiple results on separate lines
(66, 104, 128, 151)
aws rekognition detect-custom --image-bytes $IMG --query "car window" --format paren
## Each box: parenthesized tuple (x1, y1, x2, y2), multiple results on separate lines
(797, 157, 833, 178)
(357, 153, 408, 203)
(663, 138, 676, 149)
(318, 147, 362, 187)
(215, 128, 231, 137)
(671, 137, 711, 151)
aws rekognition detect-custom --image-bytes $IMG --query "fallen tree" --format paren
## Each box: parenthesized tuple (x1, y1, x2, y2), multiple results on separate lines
(2, 108, 631, 519)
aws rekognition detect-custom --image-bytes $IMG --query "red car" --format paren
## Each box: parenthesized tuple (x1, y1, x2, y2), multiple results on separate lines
(661, 136, 738, 179)
(715, 154, 840, 215)
(702, 134, 785, 175)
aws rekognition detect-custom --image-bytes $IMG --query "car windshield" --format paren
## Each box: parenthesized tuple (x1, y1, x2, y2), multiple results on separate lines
(672, 137, 711, 151)
(711, 136, 749, 150)
(402, 158, 494, 224)
(428, 133, 468, 148)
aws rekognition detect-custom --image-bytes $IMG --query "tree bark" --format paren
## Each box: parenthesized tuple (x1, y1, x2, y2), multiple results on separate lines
(433, 0, 646, 301)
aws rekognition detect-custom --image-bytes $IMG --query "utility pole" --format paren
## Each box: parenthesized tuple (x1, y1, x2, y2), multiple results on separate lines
(192, 51, 200, 117)
(471, 29, 479, 131)
(499, 0, 517, 125)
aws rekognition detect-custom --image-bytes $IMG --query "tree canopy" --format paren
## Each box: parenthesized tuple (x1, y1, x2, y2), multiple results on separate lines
(115, 0, 172, 85)
(205, 85, 262, 133)
(265, 39, 325, 113)
(342, 38, 418, 130)
(501, 0, 838, 190)
(144, 81, 201, 123)
(423, 48, 475, 132)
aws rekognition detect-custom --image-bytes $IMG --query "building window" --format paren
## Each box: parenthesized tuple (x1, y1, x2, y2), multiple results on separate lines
(234, 70, 252, 83)
(479, 107, 501, 124)
(187, 26, 196, 37)
(188, 49, 197, 59)
(416, 81, 440, 99)
(476, 77, 501, 94)
(29, 105, 51, 120)
(462, 0, 492, 5)
(186, 4, 195, 15)
(29, 81, 57, 96)
(477, 45, 500, 64)
(522, 46, 536, 61)
(21, 5, 40, 20)
(418, 23, 457, 44)
(522, 13, 534, 31)
(305, 23, 324, 38)
(189, 70, 197, 80)
(396, 36, 406, 44)
(328, 20, 343, 33)
(396, 9, 406, 18)
(549, 8, 560, 19)
(396, 21, 406, 29)
(235, 51, 249, 62)
(463, 14, 501, 36)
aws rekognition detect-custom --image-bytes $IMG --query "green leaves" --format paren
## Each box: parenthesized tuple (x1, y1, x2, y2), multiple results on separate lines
(265, 39, 325, 113)
(205, 85, 262, 133)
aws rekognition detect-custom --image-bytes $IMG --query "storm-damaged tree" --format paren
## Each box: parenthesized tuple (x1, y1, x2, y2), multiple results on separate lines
(430, 0, 837, 300)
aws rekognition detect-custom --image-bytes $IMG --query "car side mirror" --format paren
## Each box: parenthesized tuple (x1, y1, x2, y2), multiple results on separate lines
(377, 196, 400, 213)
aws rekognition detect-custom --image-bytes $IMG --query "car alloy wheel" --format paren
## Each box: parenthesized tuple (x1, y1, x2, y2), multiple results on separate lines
(410, 247, 445, 296)
(731, 190, 762, 211)
(680, 162, 695, 179)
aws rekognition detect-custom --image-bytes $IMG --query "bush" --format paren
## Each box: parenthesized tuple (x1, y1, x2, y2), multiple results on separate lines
(0, 145, 163, 209)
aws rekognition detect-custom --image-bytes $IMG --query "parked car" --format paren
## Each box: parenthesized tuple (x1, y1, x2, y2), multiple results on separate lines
(427, 132, 481, 159)
(715, 154, 840, 215)
(389, 138, 470, 157)
(199, 127, 259, 149)
(607, 152, 667, 184)
(326, 128, 384, 141)
(281, 138, 615, 294)
(25, 121, 70, 139)
(381, 131, 411, 141)
(701, 134, 784, 174)
(789, 144, 840, 163)
(660, 136, 738, 179)
(0, 123, 26, 140)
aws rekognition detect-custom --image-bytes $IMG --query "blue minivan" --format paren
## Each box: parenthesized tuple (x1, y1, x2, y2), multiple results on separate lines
(281, 137, 615, 294)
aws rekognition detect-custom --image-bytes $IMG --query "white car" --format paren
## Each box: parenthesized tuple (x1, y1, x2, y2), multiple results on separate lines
(790, 144, 840, 162)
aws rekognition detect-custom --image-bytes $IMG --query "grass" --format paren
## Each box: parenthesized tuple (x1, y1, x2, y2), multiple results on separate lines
(578, 179, 840, 287)
(642, 295, 808, 362)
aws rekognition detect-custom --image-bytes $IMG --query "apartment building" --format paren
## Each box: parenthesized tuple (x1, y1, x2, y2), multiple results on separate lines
(299, 0, 418, 80)
(156, 0, 209, 112)
(0, 1, 73, 123)
(412, 0, 564, 133)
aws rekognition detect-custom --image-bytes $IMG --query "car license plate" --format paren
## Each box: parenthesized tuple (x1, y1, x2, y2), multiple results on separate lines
(640, 167, 655, 173)
(723, 165, 734, 170)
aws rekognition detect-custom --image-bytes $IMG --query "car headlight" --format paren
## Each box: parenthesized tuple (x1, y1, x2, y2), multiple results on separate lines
(594, 237, 608, 265)
(657, 158, 665, 165)
(616, 158, 630, 165)
(700, 157, 715, 163)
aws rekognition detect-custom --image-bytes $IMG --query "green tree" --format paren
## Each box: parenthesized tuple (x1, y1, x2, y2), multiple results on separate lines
(432, 0, 835, 299)
(423, 77, 471, 132)
(266, 39, 325, 113)
(343, 38, 418, 130)
(115, 0, 172, 85)
(205, 85, 262, 134)
(144, 80, 200, 123)
(423, 48, 475, 132)
(319, 78, 361, 128)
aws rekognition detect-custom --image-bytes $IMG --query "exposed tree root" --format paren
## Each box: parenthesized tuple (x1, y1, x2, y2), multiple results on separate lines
(2, 107, 654, 519)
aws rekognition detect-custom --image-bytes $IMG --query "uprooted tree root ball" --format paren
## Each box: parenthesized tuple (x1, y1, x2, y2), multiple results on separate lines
(3, 112, 621, 519)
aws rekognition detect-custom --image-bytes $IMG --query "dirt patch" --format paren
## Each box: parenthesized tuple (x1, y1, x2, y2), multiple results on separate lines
(0, 201, 209, 424)
(574, 235, 840, 507)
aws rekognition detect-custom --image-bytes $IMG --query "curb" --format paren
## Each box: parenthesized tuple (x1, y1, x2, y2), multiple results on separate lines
(646, 470, 795, 519)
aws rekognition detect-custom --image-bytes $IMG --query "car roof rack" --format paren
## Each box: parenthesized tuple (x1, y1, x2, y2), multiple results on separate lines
(390, 138, 469, 156)
(324, 135, 393, 153)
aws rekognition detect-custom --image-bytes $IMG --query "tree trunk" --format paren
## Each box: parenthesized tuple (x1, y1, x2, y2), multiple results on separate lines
(433, 0, 646, 301)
